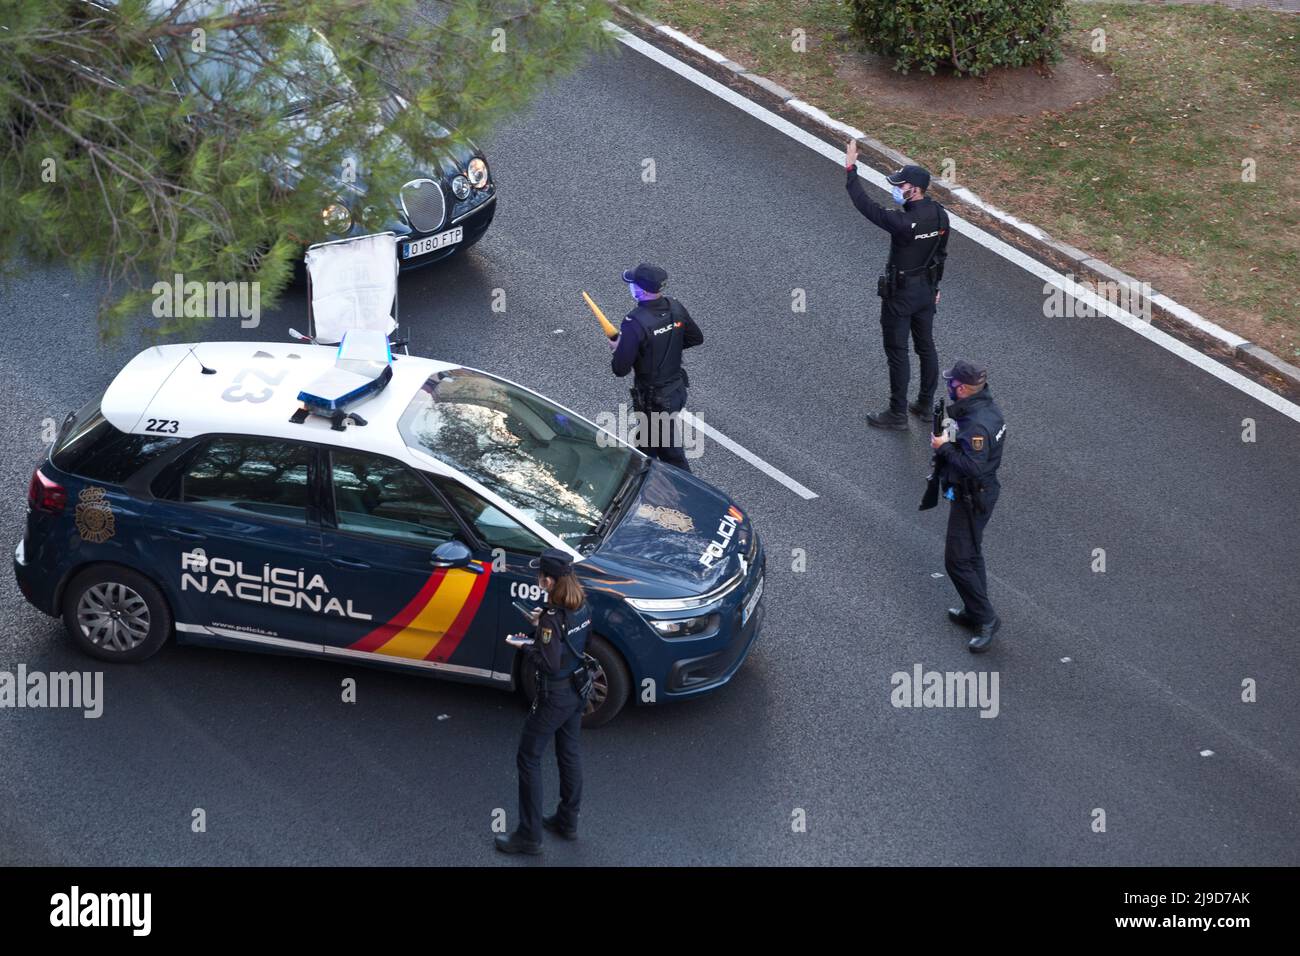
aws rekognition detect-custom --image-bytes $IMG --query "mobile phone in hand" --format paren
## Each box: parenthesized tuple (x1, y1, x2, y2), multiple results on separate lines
(512, 600, 537, 619)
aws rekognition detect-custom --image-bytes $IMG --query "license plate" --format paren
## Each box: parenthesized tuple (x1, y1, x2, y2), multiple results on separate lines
(742, 574, 764, 627)
(402, 227, 462, 259)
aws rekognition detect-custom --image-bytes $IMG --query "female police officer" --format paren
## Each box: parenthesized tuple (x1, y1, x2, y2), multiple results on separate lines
(495, 548, 592, 855)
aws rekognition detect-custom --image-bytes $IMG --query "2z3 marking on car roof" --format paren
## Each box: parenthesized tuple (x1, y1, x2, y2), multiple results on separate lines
(221, 365, 287, 404)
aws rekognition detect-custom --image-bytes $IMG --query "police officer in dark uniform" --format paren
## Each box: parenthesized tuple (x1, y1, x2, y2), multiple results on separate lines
(495, 549, 593, 855)
(929, 361, 1006, 653)
(611, 263, 704, 471)
(844, 141, 950, 431)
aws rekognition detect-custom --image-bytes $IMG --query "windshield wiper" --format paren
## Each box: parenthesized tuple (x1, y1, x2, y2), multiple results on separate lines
(589, 456, 649, 544)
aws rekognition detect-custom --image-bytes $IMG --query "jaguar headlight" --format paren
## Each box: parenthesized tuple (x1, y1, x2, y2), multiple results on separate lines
(321, 202, 351, 232)
(467, 157, 489, 188)
(451, 175, 471, 200)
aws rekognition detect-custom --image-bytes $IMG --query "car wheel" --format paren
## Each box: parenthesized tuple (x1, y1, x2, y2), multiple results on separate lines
(579, 636, 630, 728)
(61, 566, 172, 663)
(519, 634, 631, 729)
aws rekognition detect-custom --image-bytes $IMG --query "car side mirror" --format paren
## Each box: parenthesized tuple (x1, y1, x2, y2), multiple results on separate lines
(431, 540, 483, 573)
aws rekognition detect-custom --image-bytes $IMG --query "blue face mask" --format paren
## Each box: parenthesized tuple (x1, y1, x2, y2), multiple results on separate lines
(628, 282, 641, 300)
(891, 185, 906, 205)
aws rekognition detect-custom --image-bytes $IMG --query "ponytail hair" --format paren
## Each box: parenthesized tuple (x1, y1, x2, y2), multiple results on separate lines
(549, 572, 586, 612)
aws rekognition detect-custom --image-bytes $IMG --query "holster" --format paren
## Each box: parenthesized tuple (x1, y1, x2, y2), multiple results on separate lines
(632, 376, 686, 413)
(877, 266, 898, 299)
(960, 478, 989, 516)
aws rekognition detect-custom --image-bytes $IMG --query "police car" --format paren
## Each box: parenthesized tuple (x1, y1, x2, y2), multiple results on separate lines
(16, 340, 765, 726)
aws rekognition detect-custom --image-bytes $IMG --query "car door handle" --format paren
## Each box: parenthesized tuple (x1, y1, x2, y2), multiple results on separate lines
(329, 556, 371, 570)
(167, 527, 206, 541)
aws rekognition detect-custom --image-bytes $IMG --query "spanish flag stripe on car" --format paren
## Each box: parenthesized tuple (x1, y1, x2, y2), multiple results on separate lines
(347, 567, 450, 653)
(371, 568, 480, 660)
(426, 567, 493, 662)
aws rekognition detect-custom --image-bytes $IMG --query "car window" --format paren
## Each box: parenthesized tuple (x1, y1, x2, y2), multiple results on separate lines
(179, 437, 313, 523)
(331, 451, 459, 546)
(52, 399, 183, 484)
(157, 25, 349, 116)
(433, 478, 546, 555)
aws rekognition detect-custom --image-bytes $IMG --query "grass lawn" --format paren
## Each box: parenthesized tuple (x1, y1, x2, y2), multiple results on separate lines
(639, 0, 1300, 360)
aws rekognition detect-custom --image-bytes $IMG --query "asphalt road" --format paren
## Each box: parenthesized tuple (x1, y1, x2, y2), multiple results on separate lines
(1, 38, 1297, 866)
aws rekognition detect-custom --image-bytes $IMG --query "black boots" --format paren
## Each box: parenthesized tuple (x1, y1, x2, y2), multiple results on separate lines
(948, 607, 1000, 653)
(967, 617, 1001, 654)
(494, 832, 543, 855)
(868, 408, 909, 430)
(543, 814, 578, 840)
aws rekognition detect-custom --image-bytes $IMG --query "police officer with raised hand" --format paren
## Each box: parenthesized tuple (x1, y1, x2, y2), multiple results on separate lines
(611, 263, 703, 471)
(844, 141, 949, 431)
(496, 549, 593, 855)
(929, 361, 1006, 653)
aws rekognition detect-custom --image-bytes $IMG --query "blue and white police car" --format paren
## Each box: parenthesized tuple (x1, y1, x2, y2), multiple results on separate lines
(16, 339, 765, 726)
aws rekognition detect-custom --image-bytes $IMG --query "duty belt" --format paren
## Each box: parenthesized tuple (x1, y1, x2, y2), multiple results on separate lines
(894, 270, 933, 285)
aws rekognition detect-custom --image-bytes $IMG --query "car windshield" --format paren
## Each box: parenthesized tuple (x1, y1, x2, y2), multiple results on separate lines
(398, 370, 640, 546)
(161, 24, 348, 115)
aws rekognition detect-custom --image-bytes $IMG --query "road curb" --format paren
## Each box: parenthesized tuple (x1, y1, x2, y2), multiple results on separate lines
(609, 4, 1300, 400)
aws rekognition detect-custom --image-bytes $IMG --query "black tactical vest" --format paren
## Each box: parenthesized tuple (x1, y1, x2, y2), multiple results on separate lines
(887, 199, 948, 277)
(627, 298, 687, 389)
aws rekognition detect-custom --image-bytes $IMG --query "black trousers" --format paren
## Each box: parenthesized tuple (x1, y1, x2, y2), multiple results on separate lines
(879, 280, 939, 414)
(944, 488, 1000, 625)
(631, 392, 691, 472)
(516, 679, 584, 841)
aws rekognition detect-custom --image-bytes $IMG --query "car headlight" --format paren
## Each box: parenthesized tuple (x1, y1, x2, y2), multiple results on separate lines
(321, 203, 351, 232)
(451, 175, 471, 200)
(649, 614, 717, 638)
(626, 572, 742, 613)
(467, 157, 489, 188)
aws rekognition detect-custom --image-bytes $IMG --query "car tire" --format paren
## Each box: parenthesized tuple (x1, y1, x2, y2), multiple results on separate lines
(61, 566, 172, 663)
(519, 634, 631, 729)
(580, 635, 631, 728)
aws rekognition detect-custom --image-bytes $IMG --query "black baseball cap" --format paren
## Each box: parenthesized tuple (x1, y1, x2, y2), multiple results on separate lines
(943, 360, 988, 387)
(529, 548, 574, 578)
(622, 263, 668, 292)
(887, 164, 931, 191)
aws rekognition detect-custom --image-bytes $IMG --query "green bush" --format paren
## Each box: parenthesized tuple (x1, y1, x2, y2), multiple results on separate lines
(848, 0, 1069, 77)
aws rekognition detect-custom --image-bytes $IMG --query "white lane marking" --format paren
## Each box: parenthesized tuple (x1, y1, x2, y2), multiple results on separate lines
(683, 410, 819, 500)
(605, 23, 1300, 425)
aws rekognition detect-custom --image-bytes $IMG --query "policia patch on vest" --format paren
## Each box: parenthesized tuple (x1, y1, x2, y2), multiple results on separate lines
(971, 435, 985, 451)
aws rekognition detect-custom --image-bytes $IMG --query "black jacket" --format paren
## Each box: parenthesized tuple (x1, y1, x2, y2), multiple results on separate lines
(524, 602, 592, 679)
(937, 387, 1006, 490)
(846, 168, 949, 279)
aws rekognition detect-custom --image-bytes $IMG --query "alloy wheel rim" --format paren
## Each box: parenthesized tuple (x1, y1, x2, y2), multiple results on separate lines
(583, 655, 609, 716)
(77, 582, 151, 652)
